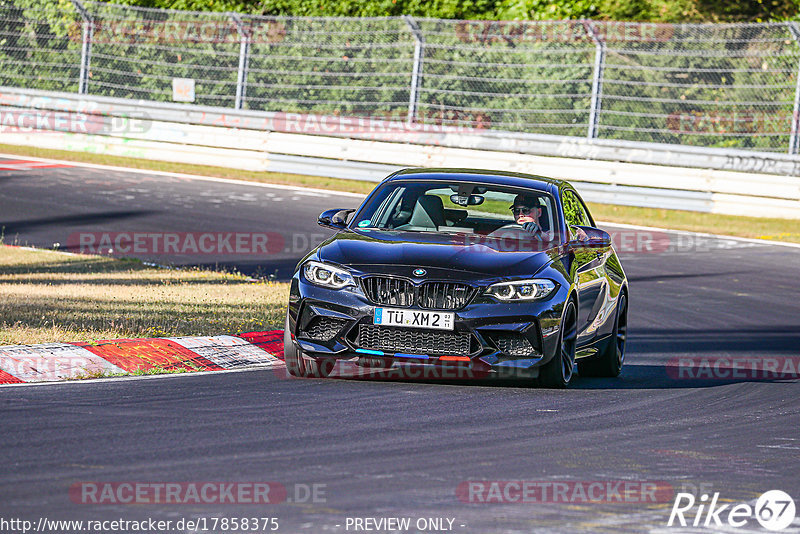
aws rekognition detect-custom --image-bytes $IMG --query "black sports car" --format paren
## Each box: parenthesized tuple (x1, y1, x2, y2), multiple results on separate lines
(284, 169, 628, 387)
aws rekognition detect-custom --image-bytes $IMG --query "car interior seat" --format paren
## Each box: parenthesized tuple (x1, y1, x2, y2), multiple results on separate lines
(406, 194, 447, 229)
(538, 201, 551, 233)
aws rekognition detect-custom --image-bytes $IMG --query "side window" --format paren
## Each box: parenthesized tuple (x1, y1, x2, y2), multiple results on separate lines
(562, 191, 584, 227)
(575, 196, 592, 227)
(562, 190, 592, 228)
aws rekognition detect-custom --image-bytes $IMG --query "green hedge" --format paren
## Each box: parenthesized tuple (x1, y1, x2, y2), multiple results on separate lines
(104, 0, 800, 23)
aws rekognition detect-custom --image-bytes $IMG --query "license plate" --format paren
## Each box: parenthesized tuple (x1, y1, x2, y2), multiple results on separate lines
(373, 307, 454, 330)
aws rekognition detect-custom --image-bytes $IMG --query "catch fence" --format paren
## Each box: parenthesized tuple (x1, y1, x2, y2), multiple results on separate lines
(2, 0, 800, 153)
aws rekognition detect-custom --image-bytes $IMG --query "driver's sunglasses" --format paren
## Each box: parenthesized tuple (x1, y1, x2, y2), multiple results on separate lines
(511, 206, 535, 215)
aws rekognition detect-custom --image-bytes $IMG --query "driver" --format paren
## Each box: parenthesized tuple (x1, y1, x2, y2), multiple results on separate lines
(510, 194, 551, 239)
(509, 194, 589, 243)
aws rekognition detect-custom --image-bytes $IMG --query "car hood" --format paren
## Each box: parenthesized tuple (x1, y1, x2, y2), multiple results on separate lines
(316, 229, 561, 279)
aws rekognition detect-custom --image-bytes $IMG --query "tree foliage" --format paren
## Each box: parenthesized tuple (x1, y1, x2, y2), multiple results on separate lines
(104, 0, 800, 22)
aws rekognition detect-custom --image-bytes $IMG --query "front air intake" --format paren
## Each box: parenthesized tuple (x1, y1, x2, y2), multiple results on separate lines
(485, 332, 537, 357)
(361, 276, 475, 310)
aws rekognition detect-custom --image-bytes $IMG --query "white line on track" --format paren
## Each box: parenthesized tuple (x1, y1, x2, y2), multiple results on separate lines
(0, 152, 365, 198)
(598, 221, 800, 250)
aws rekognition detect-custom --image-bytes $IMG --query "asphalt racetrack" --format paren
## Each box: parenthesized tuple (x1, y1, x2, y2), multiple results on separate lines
(2, 158, 800, 533)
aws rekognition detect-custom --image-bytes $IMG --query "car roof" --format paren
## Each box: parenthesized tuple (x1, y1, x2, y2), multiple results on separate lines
(384, 168, 568, 194)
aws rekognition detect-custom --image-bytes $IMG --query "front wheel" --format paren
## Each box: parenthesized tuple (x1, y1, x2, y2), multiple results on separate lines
(283, 313, 335, 378)
(578, 292, 627, 378)
(537, 300, 577, 388)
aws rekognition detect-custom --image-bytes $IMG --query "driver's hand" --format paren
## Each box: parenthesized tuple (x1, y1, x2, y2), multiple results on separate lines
(521, 222, 540, 233)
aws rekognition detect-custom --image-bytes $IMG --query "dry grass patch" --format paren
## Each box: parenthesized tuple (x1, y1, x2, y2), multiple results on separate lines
(0, 246, 289, 345)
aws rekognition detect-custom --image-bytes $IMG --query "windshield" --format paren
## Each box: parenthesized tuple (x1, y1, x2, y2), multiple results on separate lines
(352, 181, 559, 242)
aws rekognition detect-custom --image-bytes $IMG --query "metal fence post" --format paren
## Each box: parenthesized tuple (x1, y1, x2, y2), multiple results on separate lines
(787, 22, 800, 155)
(402, 15, 424, 125)
(70, 0, 92, 95)
(230, 13, 250, 110)
(584, 21, 605, 140)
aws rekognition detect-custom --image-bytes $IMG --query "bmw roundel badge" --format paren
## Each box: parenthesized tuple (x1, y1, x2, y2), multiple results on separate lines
(413, 268, 426, 277)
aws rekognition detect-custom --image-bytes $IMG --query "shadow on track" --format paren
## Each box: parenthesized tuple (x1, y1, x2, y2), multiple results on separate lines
(630, 326, 800, 355)
(2, 209, 159, 234)
(625, 270, 755, 283)
(276, 361, 799, 390)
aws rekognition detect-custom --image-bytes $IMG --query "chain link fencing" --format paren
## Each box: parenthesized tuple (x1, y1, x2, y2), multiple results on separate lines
(1, 0, 800, 153)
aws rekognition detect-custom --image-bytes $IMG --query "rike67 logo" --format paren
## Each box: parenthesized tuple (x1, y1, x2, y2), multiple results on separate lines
(668, 490, 796, 531)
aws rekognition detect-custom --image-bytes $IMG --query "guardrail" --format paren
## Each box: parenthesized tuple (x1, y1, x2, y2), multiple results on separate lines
(4, 87, 800, 177)
(1, 87, 799, 218)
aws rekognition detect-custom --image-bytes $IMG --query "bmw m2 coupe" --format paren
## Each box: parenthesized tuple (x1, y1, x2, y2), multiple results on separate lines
(284, 169, 628, 387)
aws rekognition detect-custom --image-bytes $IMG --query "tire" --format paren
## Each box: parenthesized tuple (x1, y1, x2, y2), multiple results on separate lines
(578, 292, 628, 378)
(537, 300, 577, 388)
(283, 313, 305, 377)
(283, 313, 335, 378)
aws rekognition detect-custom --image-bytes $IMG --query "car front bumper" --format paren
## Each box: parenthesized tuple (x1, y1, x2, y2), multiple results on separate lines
(287, 273, 569, 375)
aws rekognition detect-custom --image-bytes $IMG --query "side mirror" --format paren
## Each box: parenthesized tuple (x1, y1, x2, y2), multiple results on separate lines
(569, 225, 611, 249)
(318, 208, 354, 230)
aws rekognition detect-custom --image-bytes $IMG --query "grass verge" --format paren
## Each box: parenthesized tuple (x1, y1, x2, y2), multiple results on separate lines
(0, 245, 290, 346)
(66, 363, 202, 380)
(1, 143, 798, 243)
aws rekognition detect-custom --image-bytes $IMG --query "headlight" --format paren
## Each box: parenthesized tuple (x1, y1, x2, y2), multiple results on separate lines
(486, 279, 556, 301)
(302, 260, 354, 289)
